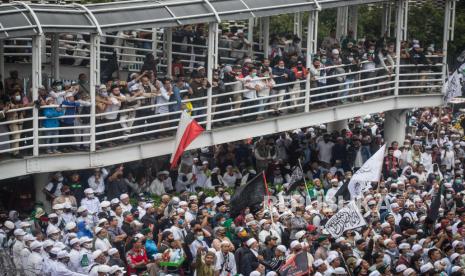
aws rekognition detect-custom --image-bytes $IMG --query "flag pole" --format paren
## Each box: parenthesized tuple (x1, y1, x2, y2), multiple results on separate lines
(298, 159, 311, 205)
(262, 171, 275, 225)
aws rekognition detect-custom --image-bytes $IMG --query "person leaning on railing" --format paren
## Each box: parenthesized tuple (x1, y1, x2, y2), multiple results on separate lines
(0, 98, 10, 156)
(42, 97, 65, 154)
(6, 89, 26, 158)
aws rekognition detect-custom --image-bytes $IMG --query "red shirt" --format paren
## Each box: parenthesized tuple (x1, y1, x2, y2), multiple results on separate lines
(126, 248, 148, 274)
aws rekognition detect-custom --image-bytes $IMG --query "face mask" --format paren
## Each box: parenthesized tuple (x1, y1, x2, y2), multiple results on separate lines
(264, 74, 269, 77)
(446, 194, 452, 199)
(56, 85, 63, 91)
(321, 58, 327, 63)
(279, 66, 285, 69)
(15, 95, 21, 102)
(178, 219, 184, 225)
(87, 195, 94, 199)
(251, 73, 257, 77)
(100, 92, 108, 97)
(348, 57, 354, 62)
(83, 243, 92, 249)
(368, 50, 375, 54)
(197, 235, 204, 241)
(224, 195, 231, 201)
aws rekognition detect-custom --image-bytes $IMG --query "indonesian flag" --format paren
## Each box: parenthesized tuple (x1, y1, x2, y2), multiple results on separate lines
(170, 111, 205, 169)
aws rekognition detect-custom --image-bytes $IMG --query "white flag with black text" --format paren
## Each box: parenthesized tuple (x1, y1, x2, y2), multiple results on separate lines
(325, 201, 367, 238)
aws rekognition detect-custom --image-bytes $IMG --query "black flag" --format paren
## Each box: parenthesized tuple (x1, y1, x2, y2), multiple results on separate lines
(334, 179, 351, 202)
(428, 182, 443, 222)
(286, 166, 305, 192)
(230, 172, 266, 218)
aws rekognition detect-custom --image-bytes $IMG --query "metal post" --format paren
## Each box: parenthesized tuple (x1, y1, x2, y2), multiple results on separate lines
(263, 17, 270, 60)
(51, 34, 60, 81)
(206, 22, 218, 131)
(336, 6, 348, 41)
(305, 10, 318, 113)
(32, 35, 43, 157)
(394, 0, 404, 97)
(442, 0, 456, 82)
(294, 12, 302, 39)
(90, 34, 100, 152)
(247, 18, 254, 58)
(348, 6, 358, 39)
(166, 28, 173, 78)
(381, 3, 389, 37)
(402, 0, 409, 41)
(152, 27, 158, 55)
(0, 40, 4, 87)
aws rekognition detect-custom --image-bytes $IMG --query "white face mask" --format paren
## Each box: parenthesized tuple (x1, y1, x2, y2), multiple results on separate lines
(83, 243, 92, 249)
(15, 95, 21, 101)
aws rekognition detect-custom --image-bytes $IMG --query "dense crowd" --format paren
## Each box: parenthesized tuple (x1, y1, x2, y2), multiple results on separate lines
(1, 105, 465, 276)
(0, 24, 441, 158)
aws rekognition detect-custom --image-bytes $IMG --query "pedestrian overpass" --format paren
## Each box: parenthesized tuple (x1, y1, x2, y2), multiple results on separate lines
(0, 0, 457, 180)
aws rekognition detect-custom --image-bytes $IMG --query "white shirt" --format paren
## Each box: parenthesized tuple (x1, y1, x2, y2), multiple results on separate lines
(120, 202, 132, 214)
(51, 261, 87, 276)
(94, 237, 112, 252)
(215, 251, 237, 276)
(316, 140, 334, 164)
(12, 239, 24, 268)
(243, 75, 260, 99)
(28, 251, 43, 276)
(104, 94, 123, 120)
(157, 86, 171, 114)
(87, 169, 108, 194)
(80, 197, 100, 215)
(222, 172, 242, 187)
(149, 179, 165, 196)
(169, 225, 186, 241)
(44, 181, 63, 198)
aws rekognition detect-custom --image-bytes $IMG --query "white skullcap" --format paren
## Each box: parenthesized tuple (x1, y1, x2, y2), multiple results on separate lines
(451, 266, 462, 273)
(46, 226, 60, 236)
(412, 244, 422, 252)
(92, 249, 104, 260)
(204, 197, 213, 204)
(69, 238, 80, 246)
(94, 227, 103, 234)
(290, 240, 301, 249)
(276, 245, 287, 253)
(4, 221, 15, 230)
(100, 201, 110, 208)
(57, 250, 69, 259)
(65, 222, 76, 231)
(313, 259, 324, 267)
(399, 243, 410, 250)
(326, 254, 339, 263)
(30, 241, 42, 250)
(13, 229, 26, 236)
(23, 234, 35, 242)
(420, 263, 434, 273)
(144, 203, 153, 209)
(97, 265, 112, 273)
(79, 237, 92, 244)
(110, 265, 126, 274)
(250, 272, 261, 276)
(120, 193, 129, 200)
(77, 206, 87, 213)
(110, 198, 120, 205)
(246, 238, 257, 247)
(52, 203, 64, 210)
(84, 188, 94, 194)
(108, 248, 119, 256)
(43, 239, 55, 248)
(396, 264, 407, 273)
(334, 267, 347, 275)
(403, 268, 415, 276)
(369, 271, 380, 276)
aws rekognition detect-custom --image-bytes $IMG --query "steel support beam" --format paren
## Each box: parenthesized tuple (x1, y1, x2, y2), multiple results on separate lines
(51, 33, 60, 81)
(294, 12, 302, 39)
(90, 34, 100, 152)
(32, 35, 43, 157)
(263, 17, 270, 60)
(442, 0, 456, 82)
(394, 0, 406, 96)
(348, 6, 358, 39)
(381, 2, 392, 37)
(336, 6, 348, 40)
(0, 40, 4, 87)
(165, 28, 173, 78)
(247, 18, 254, 58)
(206, 22, 218, 131)
(305, 10, 318, 113)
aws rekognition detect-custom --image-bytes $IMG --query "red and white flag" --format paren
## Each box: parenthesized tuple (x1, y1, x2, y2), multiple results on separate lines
(170, 111, 205, 169)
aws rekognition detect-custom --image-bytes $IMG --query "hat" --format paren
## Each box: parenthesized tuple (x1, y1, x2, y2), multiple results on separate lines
(450, 253, 460, 262)
(327, 254, 339, 263)
(57, 250, 69, 259)
(69, 238, 80, 246)
(92, 249, 104, 260)
(204, 197, 213, 204)
(144, 203, 153, 209)
(313, 259, 324, 267)
(4, 221, 15, 230)
(381, 222, 390, 228)
(420, 263, 434, 273)
(108, 248, 119, 256)
(295, 230, 306, 240)
(50, 247, 61, 255)
(276, 245, 287, 253)
(110, 198, 120, 205)
(383, 239, 393, 247)
(100, 201, 110, 208)
(65, 222, 77, 231)
(97, 265, 112, 273)
(412, 244, 422, 252)
(110, 265, 126, 274)
(43, 239, 55, 248)
(246, 238, 257, 247)
(250, 272, 261, 276)
(153, 253, 163, 261)
(84, 188, 94, 194)
(403, 268, 415, 276)
(368, 271, 380, 276)
(95, 227, 103, 234)
(120, 193, 129, 200)
(77, 206, 87, 213)
(290, 240, 301, 249)
(399, 243, 410, 250)
(452, 240, 463, 248)
(52, 203, 64, 210)
(48, 213, 58, 219)
(334, 267, 347, 275)
(24, 234, 35, 242)
(451, 266, 462, 273)
(396, 264, 408, 273)
(332, 49, 340, 55)
(79, 237, 92, 244)
(30, 241, 42, 250)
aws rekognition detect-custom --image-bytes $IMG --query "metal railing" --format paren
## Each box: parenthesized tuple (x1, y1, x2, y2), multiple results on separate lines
(0, 61, 445, 156)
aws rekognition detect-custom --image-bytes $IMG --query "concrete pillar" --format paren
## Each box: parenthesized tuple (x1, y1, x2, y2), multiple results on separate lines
(384, 109, 407, 146)
(327, 119, 349, 132)
(34, 172, 51, 212)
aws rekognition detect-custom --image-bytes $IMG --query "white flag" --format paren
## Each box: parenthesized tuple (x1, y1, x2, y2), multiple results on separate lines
(443, 63, 465, 103)
(325, 201, 366, 238)
(348, 144, 386, 198)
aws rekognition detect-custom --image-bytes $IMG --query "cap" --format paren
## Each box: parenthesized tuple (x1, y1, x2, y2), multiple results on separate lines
(396, 264, 408, 273)
(451, 266, 462, 273)
(95, 227, 103, 234)
(108, 248, 119, 256)
(79, 237, 92, 244)
(295, 230, 306, 240)
(43, 239, 55, 248)
(4, 221, 15, 230)
(84, 188, 94, 194)
(246, 238, 257, 247)
(144, 203, 153, 209)
(57, 250, 69, 259)
(334, 267, 347, 275)
(48, 213, 58, 219)
(77, 206, 87, 213)
(24, 234, 35, 242)
(69, 238, 80, 246)
(92, 249, 104, 260)
(110, 265, 126, 274)
(46, 226, 60, 236)
(420, 263, 434, 273)
(65, 222, 76, 231)
(403, 268, 415, 276)
(204, 197, 213, 204)
(97, 265, 112, 273)
(100, 201, 110, 208)
(276, 245, 287, 253)
(110, 198, 120, 205)
(120, 193, 129, 200)
(327, 254, 339, 263)
(14, 229, 26, 236)
(399, 243, 410, 250)
(30, 241, 42, 250)
(412, 244, 422, 252)
(98, 218, 108, 226)
(381, 222, 390, 228)
(313, 259, 324, 267)
(369, 271, 380, 276)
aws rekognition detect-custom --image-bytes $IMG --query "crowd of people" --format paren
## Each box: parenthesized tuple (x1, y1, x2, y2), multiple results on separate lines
(0, 24, 441, 158)
(1, 105, 465, 276)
